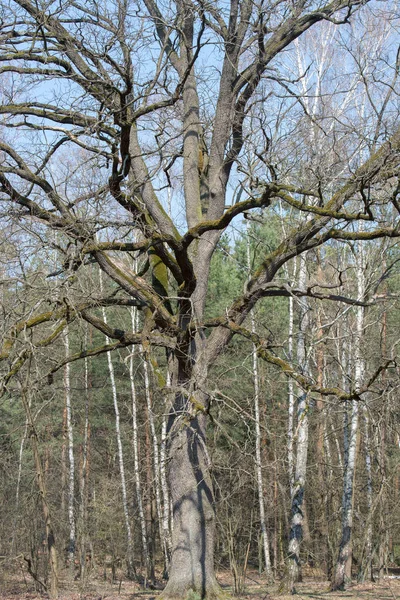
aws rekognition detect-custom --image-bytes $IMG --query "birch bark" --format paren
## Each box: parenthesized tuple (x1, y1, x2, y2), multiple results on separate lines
(246, 226, 271, 576)
(99, 273, 136, 579)
(332, 241, 365, 589)
(286, 253, 310, 593)
(129, 308, 149, 578)
(79, 340, 91, 584)
(64, 328, 76, 576)
(142, 350, 169, 570)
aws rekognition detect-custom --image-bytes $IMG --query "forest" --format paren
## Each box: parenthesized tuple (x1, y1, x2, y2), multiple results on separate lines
(0, 1, 400, 599)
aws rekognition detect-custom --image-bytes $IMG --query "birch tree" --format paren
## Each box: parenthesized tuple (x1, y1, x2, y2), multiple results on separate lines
(63, 328, 76, 576)
(100, 273, 136, 579)
(332, 240, 365, 590)
(246, 223, 271, 577)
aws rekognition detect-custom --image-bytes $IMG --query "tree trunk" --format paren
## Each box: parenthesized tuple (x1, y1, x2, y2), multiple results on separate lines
(332, 399, 359, 590)
(100, 273, 136, 579)
(160, 411, 172, 571)
(316, 304, 330, 576)
(161, 379, 222, 600)
(360, 407, 373, 581)
(64, 328, 76, 577)
(247, 224, 272, 577)
(21, 389, 59, 599)
(129, 309, 149, 577)
(286, 254, 310, 593)
(12, 415, 28, 555)
(105, 341, 136, 579)
(79, 343, 91, 584)
(332, 240, 364, 590)
(142, 350, 169, 572)
(145, 414, 156, 583)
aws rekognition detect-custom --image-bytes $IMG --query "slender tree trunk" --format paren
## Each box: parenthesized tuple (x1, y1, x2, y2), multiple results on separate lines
(332, 399, 359, 590)
(64, 328, 76, 577)
(378, 271, 388, 579)
(12, 415, 29, 555)
(251, 314, 272, 577)
(332, 242, 365, 590)
(246, 225, 272, 577)
(99, 273, 136, 579)
(145, 414, 156, 583)
(61, 403, 67, 516)
(160, 412, 172, 570)
(129, 308, 149, 579)
(79, 342, 91, 584)
(273, 438, 279, 577)
(360, 408, 373, 581)
(21, 389, 59, 599)
(316, 305, 330, 576)
(287, 283, 296, 497)
(106, 341, 136, 578)
(285, 253, 310, 593)
(142, 350, 169, 571)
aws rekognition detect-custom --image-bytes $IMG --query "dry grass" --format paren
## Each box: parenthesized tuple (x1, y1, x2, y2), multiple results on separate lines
(0, 569, 399, 600)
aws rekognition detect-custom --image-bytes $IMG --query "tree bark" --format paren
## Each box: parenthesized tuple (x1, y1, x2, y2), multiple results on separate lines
(64, 328, 76, 577)
(11, 414, 28, 555)
(21, 389, 59, 599)
(332, 240, 364, 590)
(142, 349, 169, 572)
(247, 223, 272, 577)
(79, 340, 91, 584)
(129, 309, 149, 578)
(99, 274, 136, 579)
(161, 366, 222, 600)
(286, 254, 310, 593)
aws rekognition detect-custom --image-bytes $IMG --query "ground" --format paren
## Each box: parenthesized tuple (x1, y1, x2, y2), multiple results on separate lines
(1, 569, 400, 600)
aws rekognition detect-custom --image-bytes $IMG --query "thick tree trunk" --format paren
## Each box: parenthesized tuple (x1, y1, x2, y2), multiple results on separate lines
(161, 383, 222, 600)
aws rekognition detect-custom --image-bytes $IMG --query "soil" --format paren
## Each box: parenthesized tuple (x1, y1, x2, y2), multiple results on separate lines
(1, 569, 399, 600)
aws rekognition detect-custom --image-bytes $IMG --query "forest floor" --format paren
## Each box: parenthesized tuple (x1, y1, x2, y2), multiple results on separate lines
(1, 569, 400, 600)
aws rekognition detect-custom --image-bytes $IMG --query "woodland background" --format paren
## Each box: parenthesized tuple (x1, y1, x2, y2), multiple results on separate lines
(1, 0, 400, 596)
(1, 220, 400, 592)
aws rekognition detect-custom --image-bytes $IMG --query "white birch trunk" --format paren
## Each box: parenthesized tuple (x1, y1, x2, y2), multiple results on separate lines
(142, 351, 169, 570)
(79, 341, 90, 583)
(129, 308, 149, 575)
(246, 224, 271, 576)
(287, 253, 310, 592)
(160, 377, 172, 567)
(333, 241, 364, 589)
(64, 327, 76, 573)
(12, 415, 29, 554)
(251, 308, 272, 576)
(99, 272, 135, 578)
(287, 292, 295, 498)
